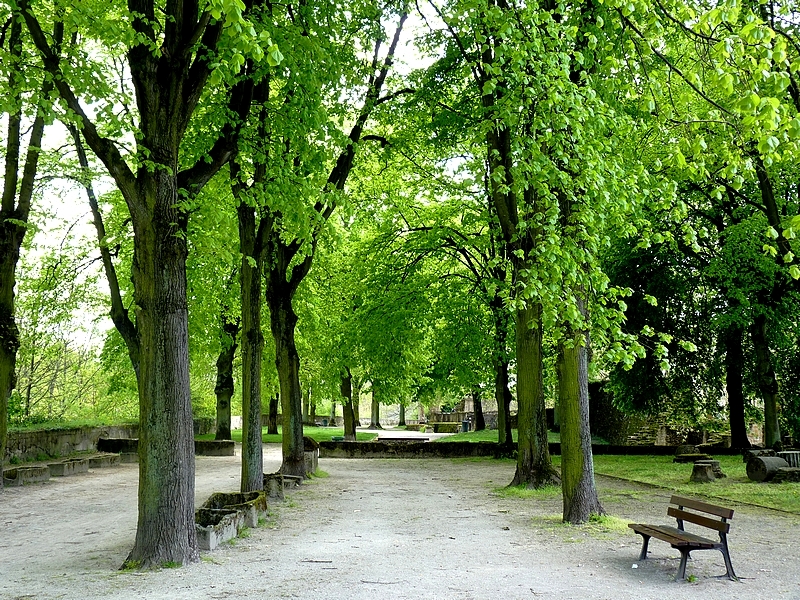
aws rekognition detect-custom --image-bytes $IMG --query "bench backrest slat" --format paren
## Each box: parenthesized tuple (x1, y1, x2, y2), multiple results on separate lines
(670, 495, 734, 519)
(667, 506, 731, 533)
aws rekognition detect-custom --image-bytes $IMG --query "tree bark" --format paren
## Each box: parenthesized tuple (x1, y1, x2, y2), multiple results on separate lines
(237, 203, 264, 492)
(491, 299, 513, 446)
(723, 323, 750, 449)
(750, 313, 781, 447)
(473, 388, 486, 431)
(354, 396, 362, 427)
(214, 316, 239, 441)
(267, 395, 279, 435)
(303, 386, 311, 424)
(127, 178, 197, 567)
(267, 290, 306, 477)
(557, 326, 603, 523)
(495, 358, 514, 447)
(510, 303, 559, 488)
(341, 367, 357, 441)
(398, 402, 406, 427)
(369, 385, 383, 429)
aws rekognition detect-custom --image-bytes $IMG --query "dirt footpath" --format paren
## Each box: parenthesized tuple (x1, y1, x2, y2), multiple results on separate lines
(2, 446, 799, 600)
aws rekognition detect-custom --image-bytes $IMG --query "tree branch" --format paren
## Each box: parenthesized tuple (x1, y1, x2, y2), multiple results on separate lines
(18, 0, 138, 205)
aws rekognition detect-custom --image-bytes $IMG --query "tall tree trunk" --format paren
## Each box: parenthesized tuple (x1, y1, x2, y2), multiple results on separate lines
(398, 402, 406, 427)
(354, 395, 361, 427)
(750, 313, 781, 447)
(126, 185, 197, 567)
(0, 244, 20, 492)
(510, 303, 559, 488)
(268, 293, 305, 477)
(369, 385, 383, 429)
(557, 324, 603, 523)
(309, 387, 316, 423)
(491, 293, 513, 446)
(303, 386, 310, 424)
(341, 368, 356, 441)
(495, 360, 514, 447)
(238, 204, 264, 492)
(329, 401, 336, 425)
(214, 317, 239, 441)
(723, 324, 750, 449)
(267, 395, 279, 435)
(473, 388, 485, 431)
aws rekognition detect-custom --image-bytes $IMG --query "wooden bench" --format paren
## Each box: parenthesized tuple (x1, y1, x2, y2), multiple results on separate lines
(628, 495, 737, 581)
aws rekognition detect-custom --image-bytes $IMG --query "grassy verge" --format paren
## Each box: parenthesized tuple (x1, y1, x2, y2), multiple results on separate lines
(195, 426, 377, 444)
(453, 452, 800, 514)
(434, 430, 605, 444)
(591, 454, 800, 514)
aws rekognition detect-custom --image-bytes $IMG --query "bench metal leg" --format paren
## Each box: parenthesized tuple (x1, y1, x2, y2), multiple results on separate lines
(676, 549, 691, 581)
(636, 534, 651, 561)
(719, 548, 738, 581)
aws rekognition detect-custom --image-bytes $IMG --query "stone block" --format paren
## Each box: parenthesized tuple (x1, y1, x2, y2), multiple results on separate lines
(263, 473, 285, 502)
(2, 465, 50, 486)
(304, 450, 318, 474)
(48, 458, 89, 477)
(195, 509, 244, 551)
(194, 440, 235, 456)
(88, 453, 121, 468)
(200, 491, 267, 528)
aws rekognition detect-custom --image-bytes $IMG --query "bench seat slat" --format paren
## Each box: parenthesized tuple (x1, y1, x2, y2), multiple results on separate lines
(628, 523, 718, 549)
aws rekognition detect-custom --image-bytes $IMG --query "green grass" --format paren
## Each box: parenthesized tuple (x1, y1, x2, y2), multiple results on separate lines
(8, 418, 137, 433)
(495, 483, 561, 499)
(592, 454, 800, 513)
(435, 430, 605, 444)
(195, 426, 377, 444)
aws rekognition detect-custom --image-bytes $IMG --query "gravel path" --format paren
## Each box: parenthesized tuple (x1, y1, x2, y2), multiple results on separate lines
(2, 445, 799, 599)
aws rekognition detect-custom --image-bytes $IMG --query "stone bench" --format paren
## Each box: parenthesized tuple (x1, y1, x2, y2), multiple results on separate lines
(88, 453, 121, 468)
(194, 440, 235, 456)
(48, 458, 89, 477)
(432, 422, 459, 434)
(3, 465, 51, 486)
(196, 491, 267, 551)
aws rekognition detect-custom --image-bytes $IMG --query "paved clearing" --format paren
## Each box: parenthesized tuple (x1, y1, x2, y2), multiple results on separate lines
(2, 444, 799, 599)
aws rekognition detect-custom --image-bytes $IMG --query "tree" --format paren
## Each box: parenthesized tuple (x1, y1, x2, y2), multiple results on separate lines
(20, 0, 280, 566)
(0, 7, 60, 490)
(614, 0, 800, 447)
(231, 7, 408, 476)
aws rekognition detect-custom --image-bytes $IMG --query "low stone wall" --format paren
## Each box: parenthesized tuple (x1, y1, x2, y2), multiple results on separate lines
(320, 441, 512, 459)
(320, 441, 745, 459)
(6, 425, 139, 462)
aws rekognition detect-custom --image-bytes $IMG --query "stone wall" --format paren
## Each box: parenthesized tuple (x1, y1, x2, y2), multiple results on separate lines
(5, 425, 139, 462)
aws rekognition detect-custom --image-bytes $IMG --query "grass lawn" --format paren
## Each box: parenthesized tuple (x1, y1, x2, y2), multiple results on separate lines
(591, 454, 800, 514)
(196, 426, 377, 444)
(436, 429, 604, 444)
(434, 429, 520, 443)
